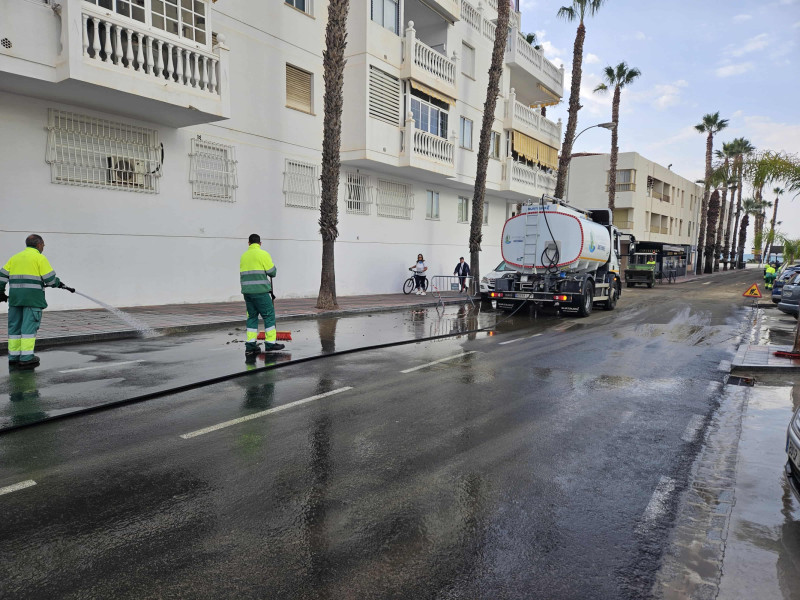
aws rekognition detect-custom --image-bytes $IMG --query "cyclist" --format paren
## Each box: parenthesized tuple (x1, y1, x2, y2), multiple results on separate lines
(410, 253, 428, 295)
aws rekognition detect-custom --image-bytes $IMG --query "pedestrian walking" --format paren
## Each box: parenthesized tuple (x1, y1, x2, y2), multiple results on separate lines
(410, 254, 428, 295)
(0, 234, 73, 369)
(240, 234, 284, 358)
(453, 257, 470, 293)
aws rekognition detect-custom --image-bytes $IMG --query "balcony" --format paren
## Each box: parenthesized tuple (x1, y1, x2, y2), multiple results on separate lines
(504, 92, 562, 148)
(505, 30, 564, 104)
(427, 0, 461, 22)
(400, 114, 455, 176)
(401, 23, 457, 101)
(0, 0, 230, 127)
(500, 158, 557, 198)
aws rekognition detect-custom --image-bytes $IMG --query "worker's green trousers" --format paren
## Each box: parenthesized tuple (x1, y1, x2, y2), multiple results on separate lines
(7, 306, 42, 363)
(244, 293, 276, 350)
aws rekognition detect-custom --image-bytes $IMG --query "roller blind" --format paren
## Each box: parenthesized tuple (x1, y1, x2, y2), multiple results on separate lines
(369, 66, 401, 125)
(512, 131, 559, 169)
(286, 64, 312, 113)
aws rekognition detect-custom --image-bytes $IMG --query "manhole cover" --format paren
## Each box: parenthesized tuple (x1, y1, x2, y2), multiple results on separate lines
(727, 375, 755, 386)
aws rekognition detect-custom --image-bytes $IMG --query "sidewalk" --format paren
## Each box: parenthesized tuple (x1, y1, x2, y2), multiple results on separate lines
(0, 293, 469, 349)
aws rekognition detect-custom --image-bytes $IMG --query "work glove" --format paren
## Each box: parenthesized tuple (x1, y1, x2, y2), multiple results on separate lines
(0, 291, 7, 303)
(58, 282, 76, 293)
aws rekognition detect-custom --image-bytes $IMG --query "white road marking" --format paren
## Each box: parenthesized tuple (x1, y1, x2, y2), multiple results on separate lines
(498, 333, 542, 346)
(59, 360, 145, 374)
(0, 480, 36, 496)
(681, 414, 705, 443)
(702, 282, 712, 285)
(400, 351, 478, 374)
(718, 359, 732, 372)
(180, 387, 353, 439)
(637, 476, 677, 533)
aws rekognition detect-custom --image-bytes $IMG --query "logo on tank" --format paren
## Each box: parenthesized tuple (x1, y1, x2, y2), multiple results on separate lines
(589, 232, 596, 253)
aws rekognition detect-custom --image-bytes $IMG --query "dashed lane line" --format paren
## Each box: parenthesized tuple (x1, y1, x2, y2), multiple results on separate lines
(0, 480, 36, 496)
(498, 333, 542, 346)
(180, 387, 353, 439)
(702, 282, 712, 285)
(681, 414, 705, 443)
(59, 360, 145, 374)
(400, 351, 478, 374)
(637, 476, 677, 534)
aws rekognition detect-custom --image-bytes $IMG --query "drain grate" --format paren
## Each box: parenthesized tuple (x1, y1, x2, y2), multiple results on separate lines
(727, 375, 755, 386)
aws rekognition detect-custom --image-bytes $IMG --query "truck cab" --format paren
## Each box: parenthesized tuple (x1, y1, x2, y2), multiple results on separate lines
(624, 252, 659, 288)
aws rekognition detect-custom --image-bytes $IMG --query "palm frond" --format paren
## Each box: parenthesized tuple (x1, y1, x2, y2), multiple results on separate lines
(557, 6, 576, 20)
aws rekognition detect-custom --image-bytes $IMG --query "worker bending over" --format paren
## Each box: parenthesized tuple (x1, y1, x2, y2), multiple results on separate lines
(0, 234, 73, 369)
(240, 233, 284, 358)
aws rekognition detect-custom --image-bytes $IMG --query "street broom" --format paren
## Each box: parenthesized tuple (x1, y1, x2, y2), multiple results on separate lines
(257, 276, 292, 342)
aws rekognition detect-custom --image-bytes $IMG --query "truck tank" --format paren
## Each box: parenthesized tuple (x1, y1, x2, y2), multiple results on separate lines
(501, 203, 611, 274)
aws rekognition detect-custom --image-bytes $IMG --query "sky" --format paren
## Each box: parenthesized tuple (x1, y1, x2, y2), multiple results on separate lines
(519, 0, 800, 246)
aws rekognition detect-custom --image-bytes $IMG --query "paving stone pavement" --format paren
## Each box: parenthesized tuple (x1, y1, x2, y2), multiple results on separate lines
(732, 344, 800, 372)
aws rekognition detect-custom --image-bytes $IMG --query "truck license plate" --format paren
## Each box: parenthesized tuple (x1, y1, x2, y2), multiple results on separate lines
(515, 293, 531, 299)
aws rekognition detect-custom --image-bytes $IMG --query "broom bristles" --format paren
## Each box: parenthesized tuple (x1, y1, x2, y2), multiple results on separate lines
(257, 331, 292, 341)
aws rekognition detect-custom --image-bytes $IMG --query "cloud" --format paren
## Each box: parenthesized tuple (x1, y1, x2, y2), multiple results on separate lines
(585, 53, 600, 64)
(728, 33, 770, 57)
(627, 80, 688, 111)
(716, 62, 755, 77)
(634, 31, 646, 41)
(733, 14, 752, 22)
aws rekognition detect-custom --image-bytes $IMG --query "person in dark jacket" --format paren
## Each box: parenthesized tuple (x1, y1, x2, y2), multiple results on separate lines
(454, 257, 470, 293)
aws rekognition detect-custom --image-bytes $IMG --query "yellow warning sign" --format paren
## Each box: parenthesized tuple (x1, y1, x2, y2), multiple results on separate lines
(742, 283, 762, 298)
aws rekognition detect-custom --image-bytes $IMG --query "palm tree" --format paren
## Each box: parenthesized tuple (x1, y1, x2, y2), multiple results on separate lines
(593, 62, 641, 211)
(764, 187, 784, 262)
(469, 0, 510, 290)
(315, 0, 350, 309)
(714, 142, 737, 270)
(738, 198, 759, 267)
(524, 32, 541, 50)
(553, 0, 607, 199)
(729, 137, 755, 268)
(703, 189, 721, 274)
(694, 112, 729, 274)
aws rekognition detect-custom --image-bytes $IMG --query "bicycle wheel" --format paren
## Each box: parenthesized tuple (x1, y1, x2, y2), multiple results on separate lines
(403, 277, 415, 294)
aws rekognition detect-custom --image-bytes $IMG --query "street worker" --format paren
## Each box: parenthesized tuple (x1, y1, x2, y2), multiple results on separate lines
(409, 253, 428, 295)
(453, 257, 470, 293)
(0, 234, 73, 369)
(764, 263, 777, 290)
(240, 234, 284, 357)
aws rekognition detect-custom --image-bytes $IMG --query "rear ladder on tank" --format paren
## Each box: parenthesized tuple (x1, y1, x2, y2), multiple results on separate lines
(523, 208, 540, 269)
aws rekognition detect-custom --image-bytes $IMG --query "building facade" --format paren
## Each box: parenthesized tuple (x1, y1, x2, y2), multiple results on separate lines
(565, 152, 708, 272)
(0, 0, 563, 310)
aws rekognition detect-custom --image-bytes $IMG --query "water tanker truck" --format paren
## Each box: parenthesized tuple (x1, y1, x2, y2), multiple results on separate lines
(484, 196, 629, 317)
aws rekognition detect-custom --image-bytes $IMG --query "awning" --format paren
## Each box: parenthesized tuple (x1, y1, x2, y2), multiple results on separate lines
(511, 131, 559, 170)
(409, 80, 456, 105)
(530, 84, 561, 108)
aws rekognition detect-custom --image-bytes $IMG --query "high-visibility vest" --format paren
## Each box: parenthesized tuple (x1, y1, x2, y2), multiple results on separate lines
(240, 244, 276, 295)
(0, 247, 61, 308)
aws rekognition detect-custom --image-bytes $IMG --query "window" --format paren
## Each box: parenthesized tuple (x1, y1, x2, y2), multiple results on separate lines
(490, 131, 501, 159)
(371, 0, 399, 34)
(189, 138, 237, 202)
(376, 179, 413, 219)
(461, 43, 475, 78)
(483, 201, 489, 225)
(344, 172, 372, 215)
(426, 190, 439, 220)
(286, 64, 313, 114)
(460, 117, 473, 150)
(458, 197, 470, 223)
(411, 96, 448, 138)
(283, 159, 320, 209)
(151, 0, 207, 44)
(369, 66, 401, 125)
(87, 0, 146, 23)
(285, 0, 311, 14)
(609, 169, 635, 192)
(45, 109, 161, 193)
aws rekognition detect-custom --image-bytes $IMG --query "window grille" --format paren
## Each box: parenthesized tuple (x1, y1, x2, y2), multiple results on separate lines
(369, 66, 401, 126)
(189, 138, 237, 202)
(343, 172, 372, 215)
(284, 159, 320, 209)
(458, 197, 470, 223)
(376, 179, 413, 219)
(286, 64, 313, 113)
(46, 109, 161, 193)
(426, 190, 439, 220)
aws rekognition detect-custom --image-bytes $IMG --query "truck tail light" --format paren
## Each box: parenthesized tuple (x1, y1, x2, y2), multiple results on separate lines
(553, 295, 568, 301)
(490, 292, 504, 298)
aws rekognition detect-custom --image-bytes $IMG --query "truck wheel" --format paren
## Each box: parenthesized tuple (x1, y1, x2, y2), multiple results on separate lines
(577, 281, 594, 317)
(604, 284, 618, 310)
(647, 281, 654, 289)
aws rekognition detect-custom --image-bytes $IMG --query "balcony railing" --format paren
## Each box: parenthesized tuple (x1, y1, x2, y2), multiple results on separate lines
(505, 30, 565, 91)
(81, 4, 221, 96)
(505, 93, 562, 143)
(412, 38, 455, 86)
(606, 183, 636, 192)
(402, 23, 456, 96)
(503, 159, 556, 195)
(614, 221, 635, 230)
(412, 129, 454, 164)
(400, 113, 454, 174)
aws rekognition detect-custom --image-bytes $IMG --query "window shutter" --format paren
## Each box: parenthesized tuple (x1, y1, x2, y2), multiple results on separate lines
(369, 66, 401, 125)
(286, 64, 312, 112)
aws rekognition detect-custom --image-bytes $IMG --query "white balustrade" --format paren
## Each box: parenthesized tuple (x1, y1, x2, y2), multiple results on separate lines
(461, 0, 481, 31)
(413, 38, 456, 85)
(510, 99, 561, 140)
(413, 129, 454, 165)
(507, 30, 565, 89)
(80, 7, 222, 96)
(506, 159, 557, 193)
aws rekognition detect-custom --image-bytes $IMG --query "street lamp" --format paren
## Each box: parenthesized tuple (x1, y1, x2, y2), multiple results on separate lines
(564, 121, 616, 201)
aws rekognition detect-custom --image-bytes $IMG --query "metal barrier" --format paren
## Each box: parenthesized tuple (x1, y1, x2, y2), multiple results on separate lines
(429, 275, 475, 309)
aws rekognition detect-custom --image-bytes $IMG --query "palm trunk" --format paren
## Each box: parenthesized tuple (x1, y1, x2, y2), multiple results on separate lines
(703, 189, 720, 274)
(714, 188, 726, 271)
(731, 157, 744, 268)
(765, 196, 780, 262)
(696, 131, 713, 274)
(315, 0, 350, 310)
(469, 0, 510, 288)
(554, 21, 586, 199)
(722, 189, 734, 270)
(753, 187, 764, 260)
(606, 85, 621, 211)
(737, 213, 749, 268)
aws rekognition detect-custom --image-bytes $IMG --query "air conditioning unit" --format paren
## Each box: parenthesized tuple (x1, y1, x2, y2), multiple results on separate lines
(107, 156, 146, 187)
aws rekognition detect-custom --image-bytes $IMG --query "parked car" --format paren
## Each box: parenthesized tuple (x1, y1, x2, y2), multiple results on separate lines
(786, 405, 800, 501)
(772, 264, 800, 303)
(777, 272, 800, 318)
(479, 261, 515, 293)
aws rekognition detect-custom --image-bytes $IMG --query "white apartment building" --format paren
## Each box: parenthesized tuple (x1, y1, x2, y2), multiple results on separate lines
(0, 0, 564, 310)
(565, 152, 707, 273)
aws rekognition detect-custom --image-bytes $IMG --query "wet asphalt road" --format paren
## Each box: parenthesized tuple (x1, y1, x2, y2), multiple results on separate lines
(0, 269, 760, 599)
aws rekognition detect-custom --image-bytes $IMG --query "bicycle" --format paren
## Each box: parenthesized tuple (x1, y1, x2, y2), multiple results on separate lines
(403, 269, 429, 294)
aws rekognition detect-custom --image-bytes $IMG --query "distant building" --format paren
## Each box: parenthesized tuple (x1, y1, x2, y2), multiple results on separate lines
(565, 152, 709, 275)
